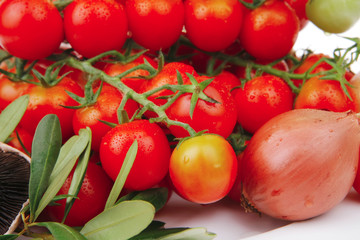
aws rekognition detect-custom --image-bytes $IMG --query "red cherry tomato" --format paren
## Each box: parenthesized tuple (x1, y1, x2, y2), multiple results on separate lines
(46, 161, 113, 227)
(166, 75, 238, 139)
(0, 0, 64, 60)
(234, 75, 294, 134)
(7, 127, 33, 156)
(0, 76, 31, 111)
(169, 134, 237, 204)
(294, 76, 359, 112)
(125, 0, 185, 51)
(100, 120, 171, 191)
(63, 0, 128, 58)
(284, 0, 309, 29)
(72, 84, 139, 151)
(239, 0, 300, 61)
(20, 77, 83, 141)
(184, 0, 244, 52)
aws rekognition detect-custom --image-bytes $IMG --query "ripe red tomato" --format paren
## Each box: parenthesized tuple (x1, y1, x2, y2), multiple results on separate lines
(284, 0, 309, 29)
(0, 76, 31, 111)
(139, 62, 198, 117)
(19, 77, 84, 141)
(72, 84, 139, 151)
(63, 0, 128, 58)
(46, 161, 113, 227)
(7, 127, 33, 156)
(103, 53, 158, 92)
(234, 75, 294, 134)
(100, 120, 171, 191)
(166, 75, 238, 139)
(239, 0, 300, 61)
(169, 134, 237, 204)
(184, 0, 244, 52)
(294, 76, 359, 112)
(0, 0, 64, 60)
(125, 0, 185, 51)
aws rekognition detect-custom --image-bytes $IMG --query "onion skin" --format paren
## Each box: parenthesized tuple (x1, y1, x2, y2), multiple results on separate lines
(241, 109, 360, 221)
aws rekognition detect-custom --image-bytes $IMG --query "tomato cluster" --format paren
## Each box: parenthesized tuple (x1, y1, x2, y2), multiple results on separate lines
(0, 0, 359, 228)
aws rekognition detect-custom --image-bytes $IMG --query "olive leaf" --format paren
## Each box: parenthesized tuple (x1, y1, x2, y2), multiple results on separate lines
(0, 235, 18, 240)
(80, 200, 155, 240)
(29, 114, 62, 223)
(130, 227, 216, 240)
(0, 94, 29, 142)
(62, 128, 92, 223)
(105, 140, 138, 210)
(34, 222, 87, 240)
(33, 128, 91, 221)
(117, 187, 168, 212)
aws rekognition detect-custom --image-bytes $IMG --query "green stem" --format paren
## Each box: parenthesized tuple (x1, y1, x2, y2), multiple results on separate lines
(65, 56, 197, 136)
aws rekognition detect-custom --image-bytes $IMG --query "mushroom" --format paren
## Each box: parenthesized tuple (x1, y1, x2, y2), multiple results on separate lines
(0, 142, 30, 235)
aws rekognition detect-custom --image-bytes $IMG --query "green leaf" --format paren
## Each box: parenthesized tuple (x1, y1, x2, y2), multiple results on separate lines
(29, 114, 62, 223)
(130, 227, 216, 240)
(34, 222, 87, 240)
(117, 188, 168, 212)
(63, 128, 92, 223)
(0, 235, 18, 240)
(80, 200, 155, 240)
(34, 129, 90, 220)
(0, 95, 29, 142)
(105, 140, 138, 209)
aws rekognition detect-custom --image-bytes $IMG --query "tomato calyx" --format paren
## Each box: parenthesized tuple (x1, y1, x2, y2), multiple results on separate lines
(240, 0, 266, 10)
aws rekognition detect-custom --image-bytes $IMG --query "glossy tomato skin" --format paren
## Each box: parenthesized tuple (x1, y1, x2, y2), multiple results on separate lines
(0, 0, 64, 60)
(234, 75, 294, 134)
(72, 84, 139, 151)
(239, 0, 300, 61)
(285, 0, 309, 29)
(0, 77, 31, 111)
(294, 76, 359, 112)
(169, 134, 237, 204)
(7, 127, 33, 156)
(125, 0, 185, 51)
(103, 53, 158, 92)
(100, 120, 171, 191)
(184, 0, 243, 52)
(139, 62, 198, 117)
(46, 161, 113, 227)
(20, 77, 84, 141)
(166, 75, 238, 139)
(63, 0, 128, 58)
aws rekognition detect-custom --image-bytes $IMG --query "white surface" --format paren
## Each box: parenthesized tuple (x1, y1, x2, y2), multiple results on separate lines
(294, 20, 360, 73)
(156, 21, 360, 240)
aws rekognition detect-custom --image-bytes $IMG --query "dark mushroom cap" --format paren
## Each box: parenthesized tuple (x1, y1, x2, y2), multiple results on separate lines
(0, 143, 30, 235)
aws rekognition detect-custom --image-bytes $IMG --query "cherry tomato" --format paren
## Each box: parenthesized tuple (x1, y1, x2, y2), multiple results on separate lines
(306, 0, 360, 33)
(169, 134, 237, 204)
(125, 0, 185, 51)
(285, 0, 309, 29)
(103, 53, 158, 92)
(72, 84, 139, 151)
(0, 76, 31, 111)
(294, 76, 359, 112)
(0, 0, 64, 60)
(234, 75, 294, 134)
(7, 127, 33, 156)
(46, 161, 113, 227)
(20, 77, 84, 141)
(166, 75, 238, 139)
(139, 62, 197, 117)
(63, 0, 128, 58)
(184, 0, 244, 52)
(100, 120, 171, 191)
(239, 0, 300, 61)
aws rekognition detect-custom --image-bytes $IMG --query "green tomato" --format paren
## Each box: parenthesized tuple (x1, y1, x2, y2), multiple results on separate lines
(306, 0, 360, 33)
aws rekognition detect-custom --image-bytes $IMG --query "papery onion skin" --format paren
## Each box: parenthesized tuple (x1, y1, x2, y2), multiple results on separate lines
(241, 109, 360, 221)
